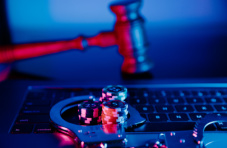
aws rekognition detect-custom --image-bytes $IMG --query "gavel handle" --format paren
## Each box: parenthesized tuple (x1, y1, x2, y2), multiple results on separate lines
(0, 32, 116, 63)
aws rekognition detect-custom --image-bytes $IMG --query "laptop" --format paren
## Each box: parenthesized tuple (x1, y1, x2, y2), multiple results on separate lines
(1, 79, 227, 148)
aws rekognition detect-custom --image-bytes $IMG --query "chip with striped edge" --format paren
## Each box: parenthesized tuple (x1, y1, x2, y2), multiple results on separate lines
(101, 100, 128, 125)
(102, 85, 127, 102)
(78, 100, 102, 124)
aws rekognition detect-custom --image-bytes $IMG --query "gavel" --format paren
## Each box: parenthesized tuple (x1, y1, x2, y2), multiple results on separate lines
(0, 0, 153, 74)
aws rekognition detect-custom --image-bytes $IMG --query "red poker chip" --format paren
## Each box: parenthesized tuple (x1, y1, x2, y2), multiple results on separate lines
(102, 124, 118, 134)
(101, 100, 128, 125)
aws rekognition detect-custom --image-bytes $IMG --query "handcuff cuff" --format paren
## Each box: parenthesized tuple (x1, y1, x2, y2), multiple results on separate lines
(50, 96, 227, 148)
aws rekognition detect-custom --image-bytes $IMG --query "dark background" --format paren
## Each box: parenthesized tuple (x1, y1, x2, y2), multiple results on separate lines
(1, 0, 227, 81)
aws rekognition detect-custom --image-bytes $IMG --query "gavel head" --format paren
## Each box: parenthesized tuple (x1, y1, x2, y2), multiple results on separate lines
(110, 0, 153, 74)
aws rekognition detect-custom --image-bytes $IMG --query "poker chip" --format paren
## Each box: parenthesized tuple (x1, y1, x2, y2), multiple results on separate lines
(101, 85, 127, 102)
(102, 124, 118, 134)
(78, 100, 102, 125)
(102, 100, 128, 112)
(101, 100, 128, 125)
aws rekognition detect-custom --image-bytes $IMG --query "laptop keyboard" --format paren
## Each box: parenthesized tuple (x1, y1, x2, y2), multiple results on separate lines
(10, 87, 227, 134)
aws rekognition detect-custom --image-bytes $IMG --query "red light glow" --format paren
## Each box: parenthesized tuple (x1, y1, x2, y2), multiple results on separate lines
(81, 141, 85, 147)
(152, 144, 159, 148)
(0, 65, 10, 82)
(53, 133, 74, 147)
(100, 143, 105, 148)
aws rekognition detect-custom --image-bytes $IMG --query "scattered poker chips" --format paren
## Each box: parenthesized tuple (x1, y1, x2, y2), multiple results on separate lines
(78, 100, 102, 125)
(100, 85, 127, 102)
(101, 100, 128, 125)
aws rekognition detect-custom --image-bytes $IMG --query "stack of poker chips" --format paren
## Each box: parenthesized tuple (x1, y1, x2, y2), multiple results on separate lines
(78, 100, 102, 125)
(101, 100, 128, 125)
(99, 85, 127, 102)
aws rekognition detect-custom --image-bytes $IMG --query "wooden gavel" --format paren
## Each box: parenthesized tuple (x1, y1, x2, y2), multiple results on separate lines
(0, 0, 153, 74)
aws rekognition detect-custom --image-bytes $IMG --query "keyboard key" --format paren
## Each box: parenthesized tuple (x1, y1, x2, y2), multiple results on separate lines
(212, 113, 227, 117)
(189, 113, 207, 121)
(192, 91, 208, 97)
(223, 97, 227, 103)
(24, 100, 50, 106)
(168, 113, 189, 121)
(173, 91, 185, 97)
(216, 122, 227, 131)
(20, 106, 50, 114)
(16, 115, 50, 124)
(136, 105, 154, 113)
(154, 90, 171, 97)
(186, 97, 204, 104)
(55, 92, 71, 100)
(137, 88, 148, 97)
(210, 90, 222, 96)
(175, 105, 194, 112)
(219, 90, 227, 96)
(26, 92, 45, 100)
(11, 124, 34, 134)
(167, 97, 184, 104)
(128, 88, 137, 97)
(129, 97, 147, 104)
(195, 105, 214, 112)
(148, 90, 156, 97)
(205, 97, 222, 103)
(214, 105, 227, 111)
(155, 105, 174, 113)
(128, 88, 147, 97)
(182, 91, 191, 96)
(149, 97, 166, 104)
(34, 124, 54, 133)
(148, 114, 168, 122)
